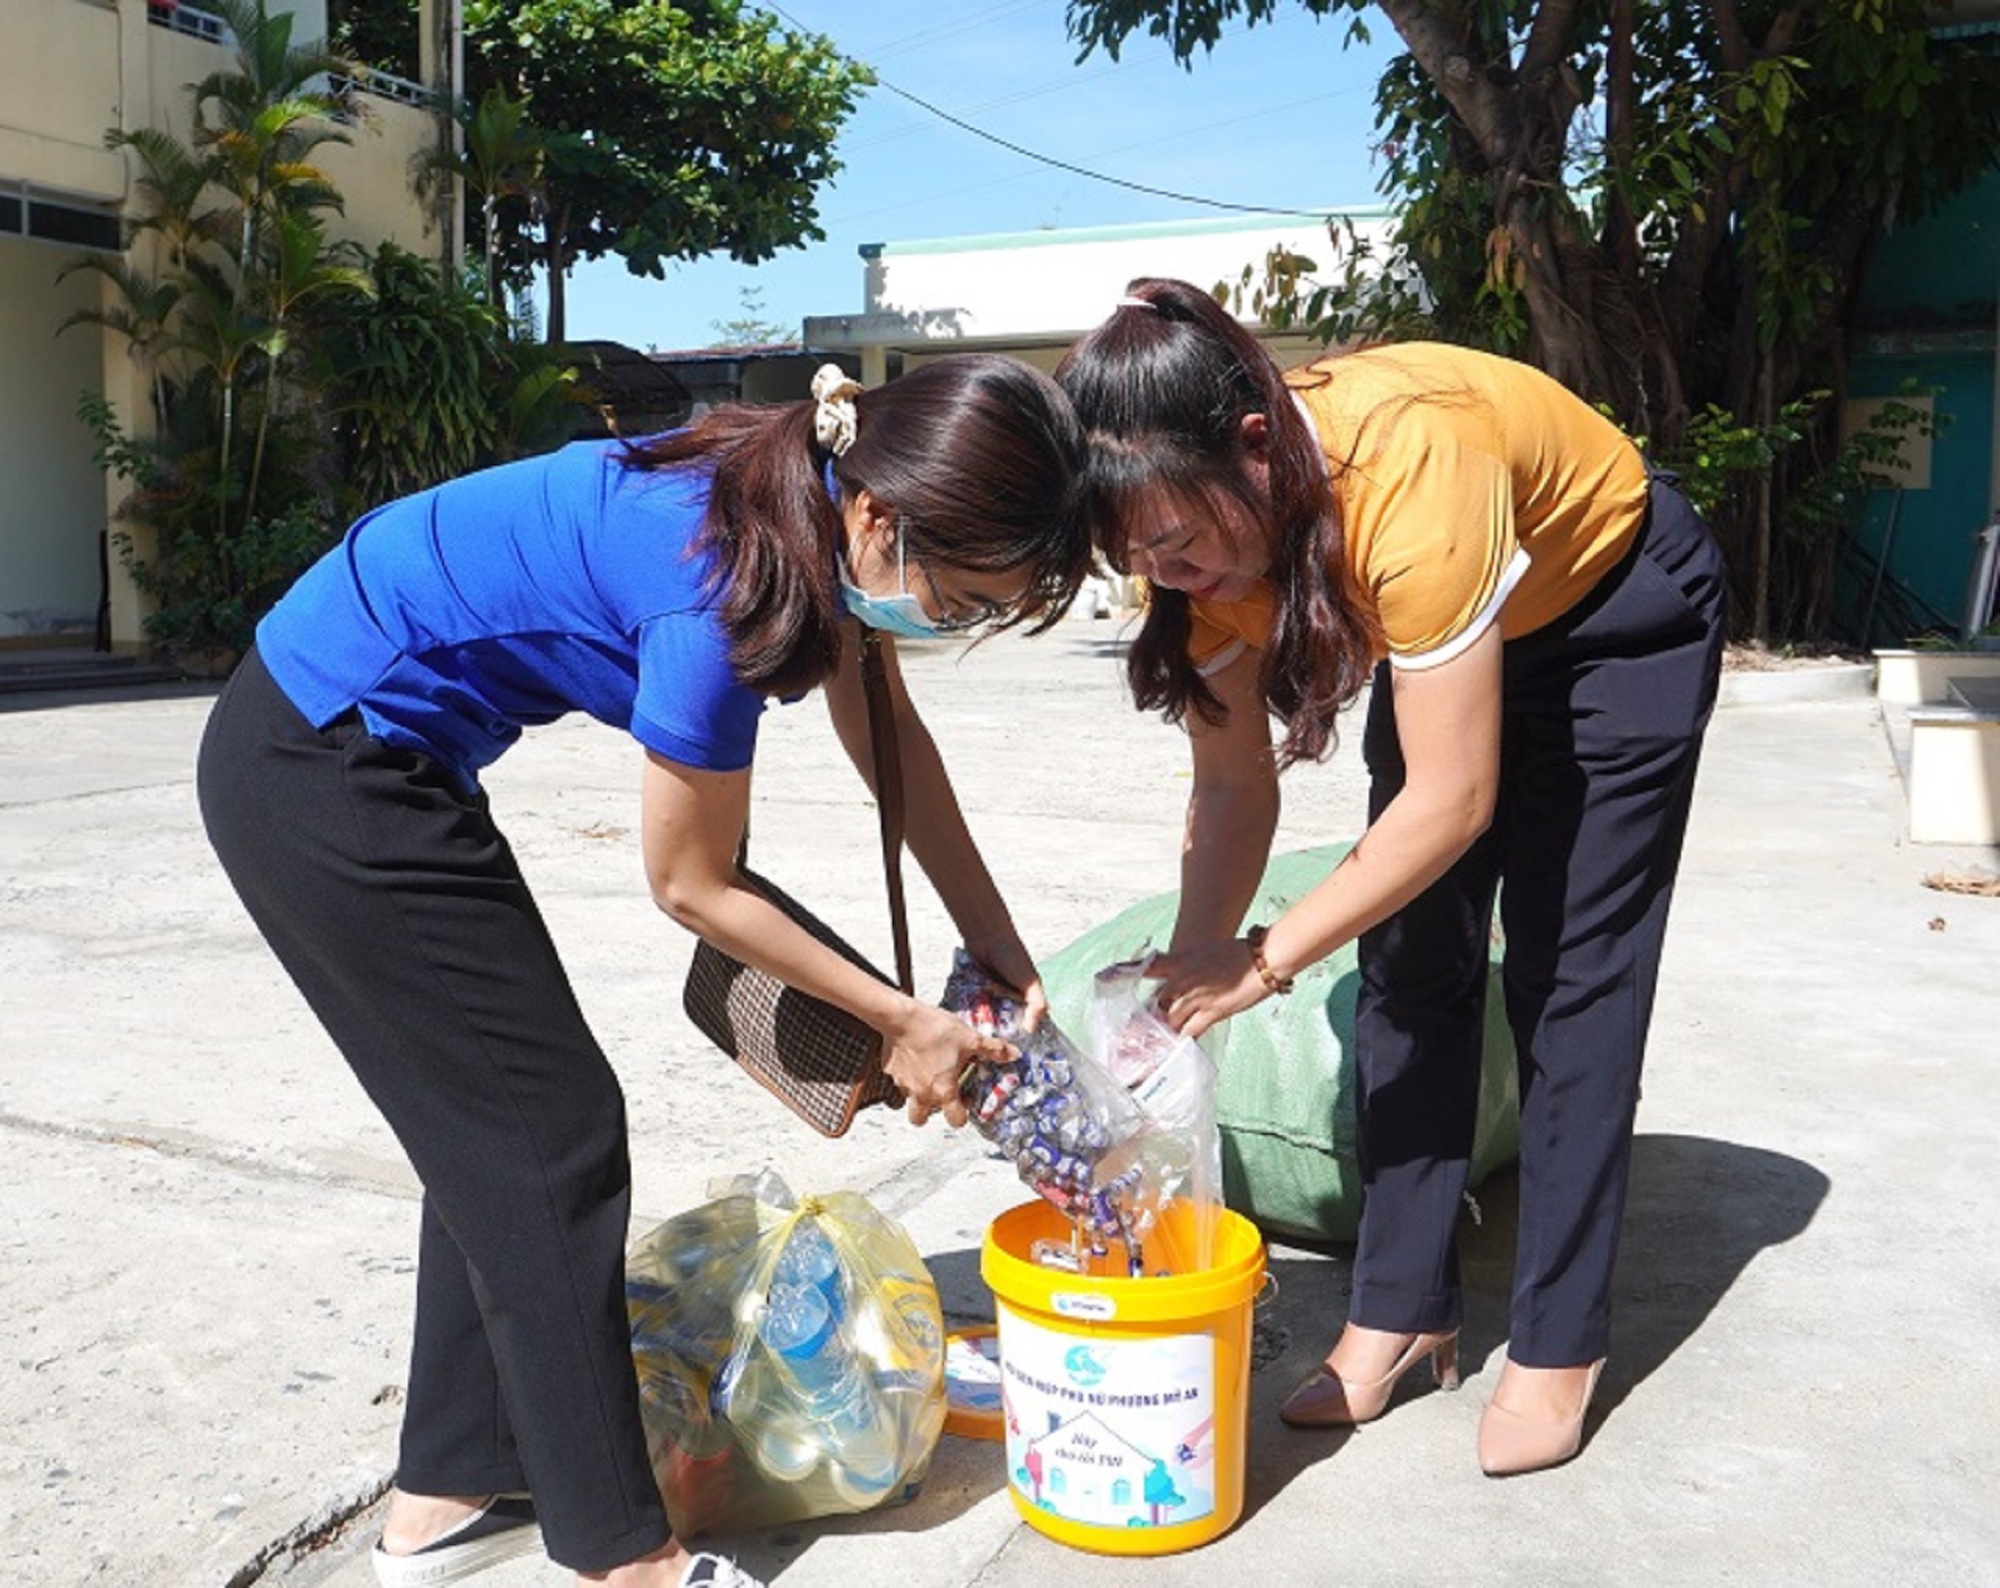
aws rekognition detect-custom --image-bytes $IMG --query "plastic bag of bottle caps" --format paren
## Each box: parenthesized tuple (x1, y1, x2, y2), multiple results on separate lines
(942, 950, 1213, 1277)
(1088, 956, 1224, 1272)
(626, 1172, 946, 1535)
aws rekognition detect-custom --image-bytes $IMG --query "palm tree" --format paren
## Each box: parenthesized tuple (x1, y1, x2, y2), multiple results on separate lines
(239, 209, 372, 528)
(412, 86, 547, 307)
(155, 254, 278, 553)
(103, 127, 224, 275)
(191, 0, 351, 297)
(56, 260, 184, 427)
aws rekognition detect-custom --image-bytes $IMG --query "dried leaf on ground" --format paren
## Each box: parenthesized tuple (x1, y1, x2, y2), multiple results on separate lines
(1922, 872, 2000, 897)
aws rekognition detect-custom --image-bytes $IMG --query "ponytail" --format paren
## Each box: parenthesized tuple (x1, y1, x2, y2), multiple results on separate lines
(629, 403, 844, 698)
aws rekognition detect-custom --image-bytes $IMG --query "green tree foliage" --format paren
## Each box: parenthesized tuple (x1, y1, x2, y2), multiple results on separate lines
(1067, 0, 2000, 644)
(460, 0, 870, 341)
(327, 0, 419, 79)
(410, 85, 549, 309)
(311, 241, 585, 507)
(327, 1, 868, 342)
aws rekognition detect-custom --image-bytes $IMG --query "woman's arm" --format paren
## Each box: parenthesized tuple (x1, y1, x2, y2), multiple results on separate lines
(1170, 644, 1282, 951)
(1151, 624, 1503, 1038)
(640, 748, 1008, 1126)
(822, 625, 1047, 1024)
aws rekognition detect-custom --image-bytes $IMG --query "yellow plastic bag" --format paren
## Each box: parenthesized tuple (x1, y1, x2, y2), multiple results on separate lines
(626, 1174, 946, 1536)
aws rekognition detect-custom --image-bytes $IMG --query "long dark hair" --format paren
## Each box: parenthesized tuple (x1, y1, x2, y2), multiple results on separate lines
(628, 355, 1089, 697)
(1055, 277, 1379, 766)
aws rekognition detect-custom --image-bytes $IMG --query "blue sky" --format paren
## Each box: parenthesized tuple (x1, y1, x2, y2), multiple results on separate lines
(554, 1, 1403, 351)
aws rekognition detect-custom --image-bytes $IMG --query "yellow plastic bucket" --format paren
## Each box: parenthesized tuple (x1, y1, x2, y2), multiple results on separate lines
(980, 1199, 1266, 1555)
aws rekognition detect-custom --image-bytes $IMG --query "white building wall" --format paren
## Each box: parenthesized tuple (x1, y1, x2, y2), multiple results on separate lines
(0, 0, 127, 202)
(0, 238, 112, 639)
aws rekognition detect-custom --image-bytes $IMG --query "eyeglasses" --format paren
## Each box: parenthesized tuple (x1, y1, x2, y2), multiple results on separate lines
(900, 520, 1008, 634)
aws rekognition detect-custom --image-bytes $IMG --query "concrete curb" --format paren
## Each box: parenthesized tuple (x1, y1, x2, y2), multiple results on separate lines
(1716, 660, 1873, 707)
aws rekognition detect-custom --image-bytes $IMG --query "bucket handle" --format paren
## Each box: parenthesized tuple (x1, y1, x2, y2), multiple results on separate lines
(1253, 1271, 1280, 1310)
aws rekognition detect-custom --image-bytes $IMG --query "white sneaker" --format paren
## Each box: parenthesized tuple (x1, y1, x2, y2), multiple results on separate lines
(680, 1552, 766, 1588)
(371, 1493, 542, 1586)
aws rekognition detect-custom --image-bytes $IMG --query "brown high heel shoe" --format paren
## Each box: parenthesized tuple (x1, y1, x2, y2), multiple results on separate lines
(1279, 1328, 1461, 1427)
(1477, 1358, 1605, 1476)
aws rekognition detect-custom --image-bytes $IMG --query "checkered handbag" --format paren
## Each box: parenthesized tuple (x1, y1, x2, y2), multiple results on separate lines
(681, 632, 913, 1137)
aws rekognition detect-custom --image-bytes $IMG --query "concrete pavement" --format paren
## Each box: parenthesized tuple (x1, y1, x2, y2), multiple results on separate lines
(2, 622, 1996, 1587)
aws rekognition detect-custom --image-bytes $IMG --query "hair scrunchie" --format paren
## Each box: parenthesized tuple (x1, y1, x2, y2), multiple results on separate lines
(811, 363, 865, 456)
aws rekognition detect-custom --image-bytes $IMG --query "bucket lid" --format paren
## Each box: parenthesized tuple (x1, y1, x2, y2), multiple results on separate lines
(943, 1327, 1005, 1440)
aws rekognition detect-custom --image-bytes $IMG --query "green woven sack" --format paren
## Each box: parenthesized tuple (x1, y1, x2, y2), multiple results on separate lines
(1039, 844, 1519, 1245)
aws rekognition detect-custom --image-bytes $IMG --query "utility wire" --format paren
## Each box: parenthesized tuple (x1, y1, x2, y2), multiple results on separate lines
(868, 77, 1338, 217)
(827, 84, 1362, 230)
(761, 2, 1341, 219)
(844, 51, 1159, 153)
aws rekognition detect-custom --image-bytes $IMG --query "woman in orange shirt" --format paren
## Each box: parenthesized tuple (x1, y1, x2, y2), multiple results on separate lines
(1057, 278, 1726, 1476)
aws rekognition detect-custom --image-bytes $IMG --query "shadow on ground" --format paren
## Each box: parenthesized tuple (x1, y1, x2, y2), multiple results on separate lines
(0, 680, 220, 713)
(1235, 1131, 1828, 1517)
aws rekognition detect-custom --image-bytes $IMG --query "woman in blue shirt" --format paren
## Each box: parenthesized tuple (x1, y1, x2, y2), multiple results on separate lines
(196, 357, 1089, 1588)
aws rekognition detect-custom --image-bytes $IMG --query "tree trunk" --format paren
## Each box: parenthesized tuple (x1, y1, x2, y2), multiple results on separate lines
(543, 199, 569, 343)
(1753, 363, 1774, 646)
(1376, 0, 1631, 413)
(1604, 0, 1639, 284)
(484, 192, 500, 306)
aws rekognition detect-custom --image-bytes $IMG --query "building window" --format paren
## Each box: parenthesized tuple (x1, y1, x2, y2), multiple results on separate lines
(28, 203, 124, 252)
(1, 185, 125, 255)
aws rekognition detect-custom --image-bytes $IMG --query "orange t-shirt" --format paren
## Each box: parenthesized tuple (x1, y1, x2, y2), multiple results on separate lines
(1188, 343, 1649, 675)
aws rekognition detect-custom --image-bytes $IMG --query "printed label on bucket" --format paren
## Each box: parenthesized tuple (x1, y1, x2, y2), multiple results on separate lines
(995, 1299, 1217, 1530)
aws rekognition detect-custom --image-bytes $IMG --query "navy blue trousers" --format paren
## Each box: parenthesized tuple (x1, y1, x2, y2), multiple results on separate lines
(197, 651, 671, 1571)
(1349, 476, 1727, 1366)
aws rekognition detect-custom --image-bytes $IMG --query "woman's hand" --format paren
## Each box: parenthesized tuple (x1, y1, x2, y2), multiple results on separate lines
(1146, 936, 1268, 1041)
(961, 933, 1049, 1033)
(884, 998, 1015, 1128)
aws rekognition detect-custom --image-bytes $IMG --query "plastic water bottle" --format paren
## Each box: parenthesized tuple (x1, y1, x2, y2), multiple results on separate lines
(772, 1217, 846, 1323)
(757, 1280, 897, 1495)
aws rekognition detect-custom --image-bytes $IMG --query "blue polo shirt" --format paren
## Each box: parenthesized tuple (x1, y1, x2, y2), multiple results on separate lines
(256, 438, 768, 790)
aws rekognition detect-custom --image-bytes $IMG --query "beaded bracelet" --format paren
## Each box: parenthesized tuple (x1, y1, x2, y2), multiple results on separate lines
(1244, 923, 1295, 995)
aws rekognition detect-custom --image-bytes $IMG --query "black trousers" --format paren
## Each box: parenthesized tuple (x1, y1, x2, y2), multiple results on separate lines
(1350, 476, 1727, 1366)
(197, 651, 671, 1571)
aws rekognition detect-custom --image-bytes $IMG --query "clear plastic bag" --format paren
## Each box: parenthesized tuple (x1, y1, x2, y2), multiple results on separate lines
(942, 950, 1222, 1277)
(625, 1173, 946, 1536)
(1088, 958, 1223, 1272)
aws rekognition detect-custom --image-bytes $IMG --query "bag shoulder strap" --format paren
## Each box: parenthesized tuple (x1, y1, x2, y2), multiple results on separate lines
(858, 630, 913, 995)
(734, 629, 912, 995)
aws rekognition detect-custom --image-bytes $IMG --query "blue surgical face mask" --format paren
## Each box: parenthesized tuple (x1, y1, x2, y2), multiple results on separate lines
(839, 519, 942, 639)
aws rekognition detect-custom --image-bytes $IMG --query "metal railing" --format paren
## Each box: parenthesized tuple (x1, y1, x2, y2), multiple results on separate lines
(144, 3, 433, 115)
(329, 69, 434, 117)
(145, 1, 227, 45)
